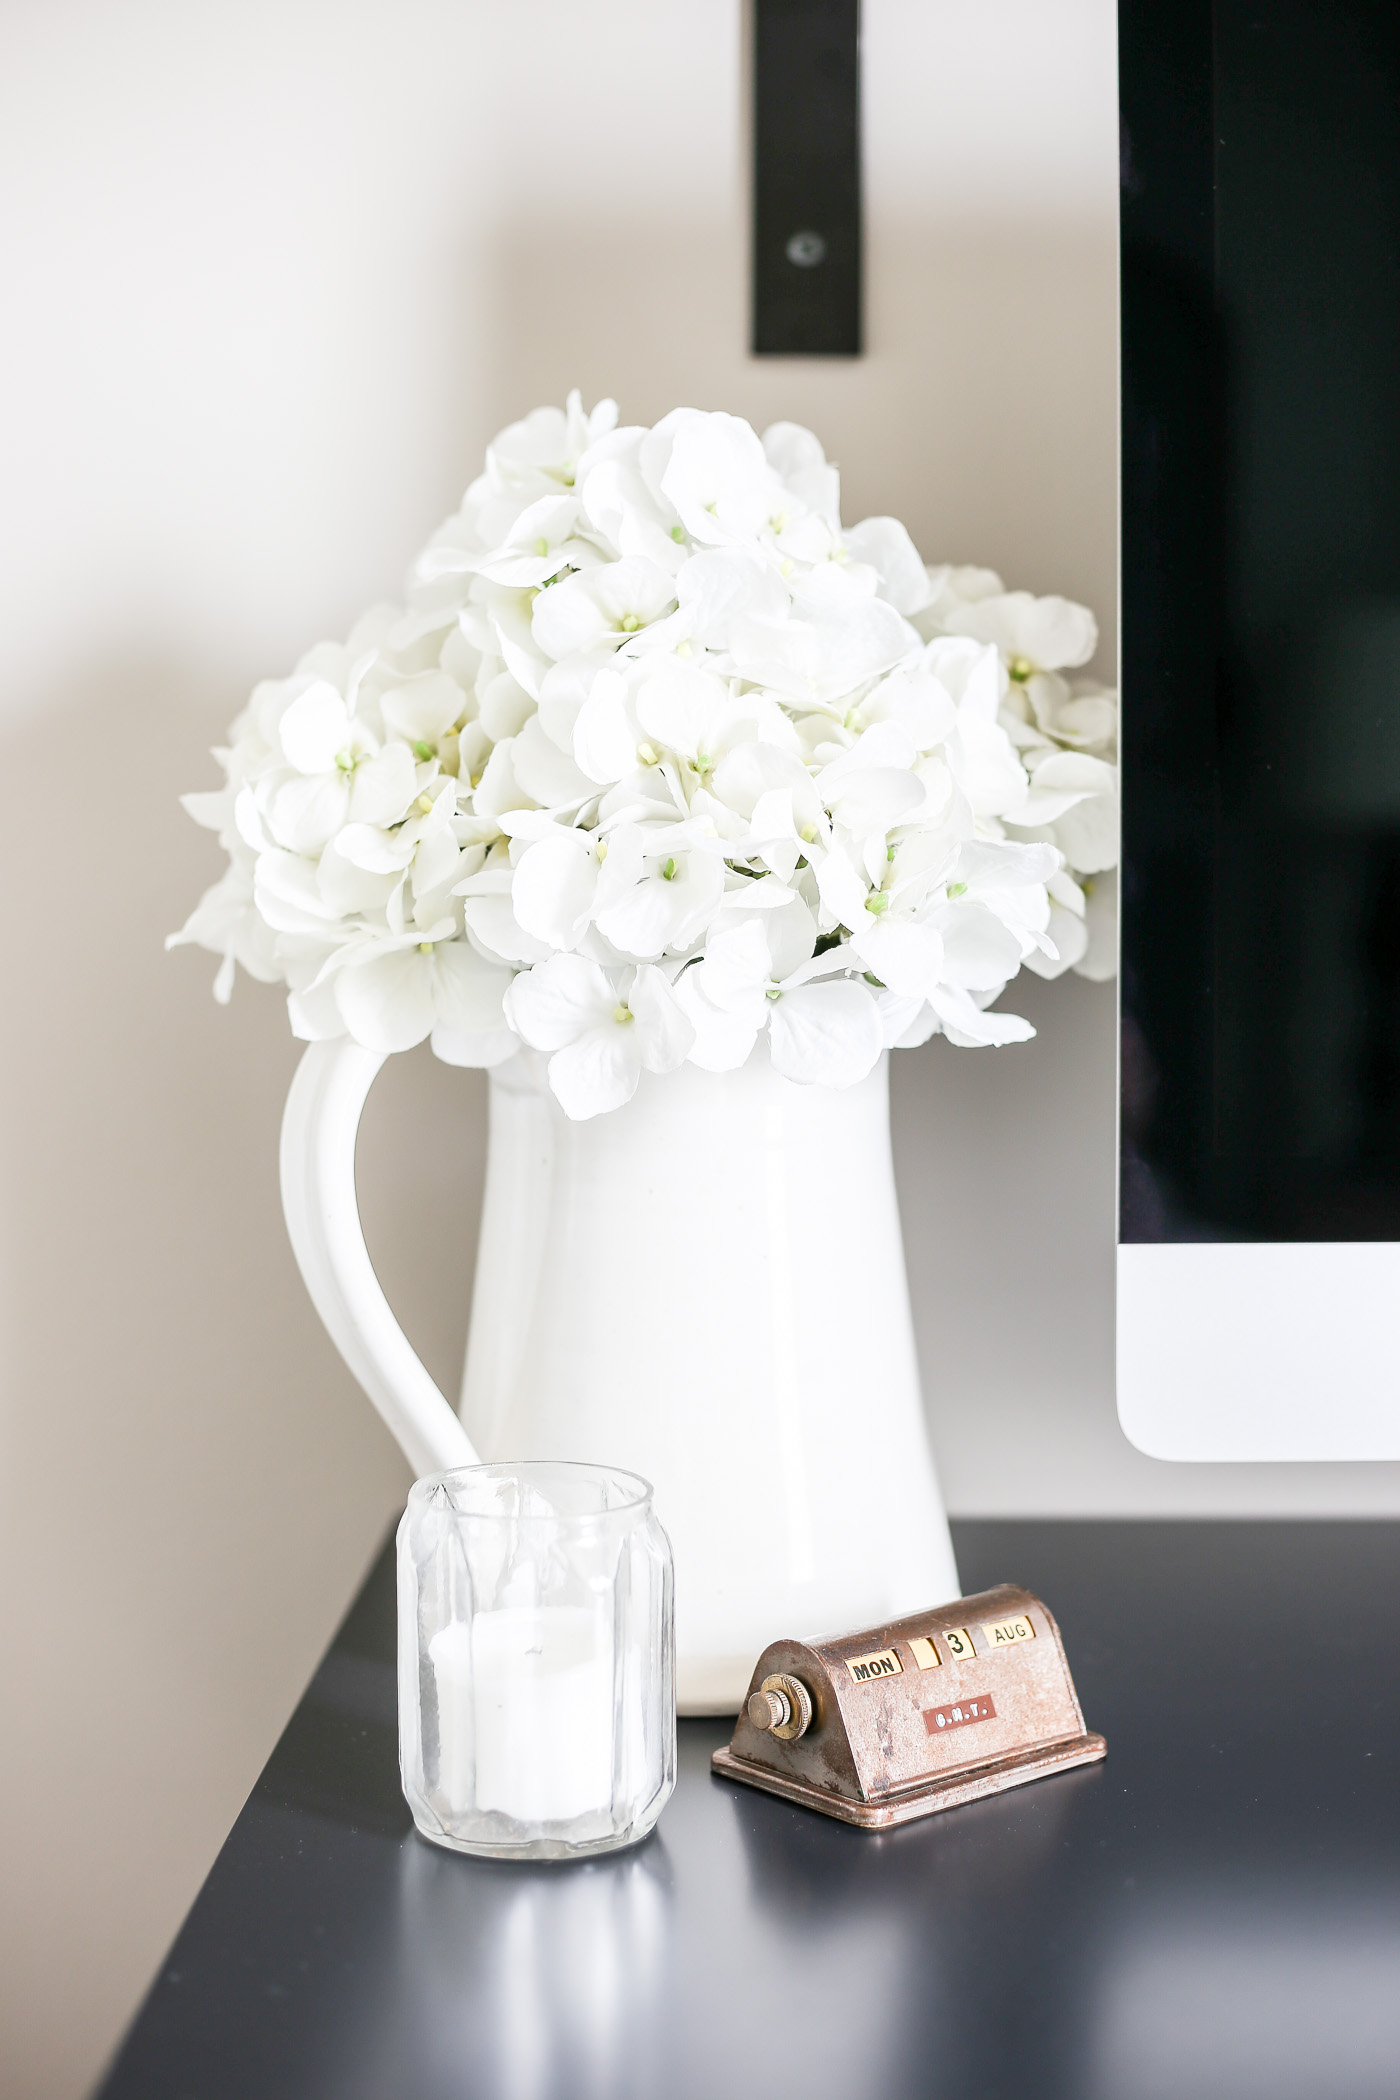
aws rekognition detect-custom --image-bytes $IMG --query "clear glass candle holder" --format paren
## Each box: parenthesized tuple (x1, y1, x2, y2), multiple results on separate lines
(398, 1462, 675, 1860)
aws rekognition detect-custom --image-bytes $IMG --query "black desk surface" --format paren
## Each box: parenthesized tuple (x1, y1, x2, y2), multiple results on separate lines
(99, 1522, 1400, 2100)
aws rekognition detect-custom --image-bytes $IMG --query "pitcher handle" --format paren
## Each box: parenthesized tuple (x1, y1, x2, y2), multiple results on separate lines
(279, 1039, 479, 1478)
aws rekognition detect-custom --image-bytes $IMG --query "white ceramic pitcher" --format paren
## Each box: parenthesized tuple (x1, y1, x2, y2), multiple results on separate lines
(281, 1039, 959, 1711)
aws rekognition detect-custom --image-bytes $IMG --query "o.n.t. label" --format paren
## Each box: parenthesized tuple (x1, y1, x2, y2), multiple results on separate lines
(924, 1695, 997, 1735)
(983, 1616, 1035, 1650)
(845, 1647, 902, 1684)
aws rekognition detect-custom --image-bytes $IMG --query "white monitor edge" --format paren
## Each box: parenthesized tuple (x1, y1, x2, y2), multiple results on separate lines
(1116, 1240, 1400, 1462)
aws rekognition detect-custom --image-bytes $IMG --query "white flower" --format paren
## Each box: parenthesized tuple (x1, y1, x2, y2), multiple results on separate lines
(846, 881, 945, 1001)
(940, 587, 1115, 761)
(578, 435, 691, 573)
(504, 956, 693, 1119)
(484, 390, 619, 501)
(673, 919, 883, 1088)
(728, 561, 917, 706)
(634, 659, 752, 775)
(1007, 749, 1119, 875)
(943, 588, 1096, 678)
(254, 678, 419, 856)
(592, 828, 727, 959)
(648, 409, 783, 547)
(329, 936, 516, 1061)
(934, 838, 1061, 980)
(173, 392, 1117, 1117)
(531, 558, 678, 662)
(451, 495, 588, 590)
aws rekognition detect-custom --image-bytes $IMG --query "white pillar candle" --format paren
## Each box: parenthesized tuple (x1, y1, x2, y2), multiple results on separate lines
(430, 1606, 615, 1825)
(428, 1621, 476, 1813)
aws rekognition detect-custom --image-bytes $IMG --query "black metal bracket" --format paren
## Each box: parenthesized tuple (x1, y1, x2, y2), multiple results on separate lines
(751, 0, 862, 357)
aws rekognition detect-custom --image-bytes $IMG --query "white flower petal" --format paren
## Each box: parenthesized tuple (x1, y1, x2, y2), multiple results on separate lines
(695, 918, 773, 1002)
(946, 591, 1098, 670)
(512, 829, 601, 950)
(937, 904, 1026, 989)
(472, 738, 535, 820)
(842, 516, 932, 614)
(635, 660, 732, 763)
(431, 1023, 519, 1068)
(180, 788, 232, 832)
(674, 967, 764, 1072)
(510, 713, 594, 808)
(850, 915, 944, 998)
(595, 847, 725, 959)
(264, 771, 350, 855)
(814, 844, 869, 930)
(768, 980, 883, 1088)
(379, 671, 466, 747)
(676, 550, 788, 650)
(949, 713, 1030, 820)
(462, 895, 551, 967)
(287, 975, 346, 1040)
(348, 744, 419, 828)
(430, 941, 515, 1035)
(573, 673, 638, 784)
(627, 962, 695, 1073)
(333, 947, 438, 1054)
(1022, 902, 1087, 980)
(739, 891, 817, 980)
(278, 681, 352, 774)
(504, 953, 613, 1052)
(547, 1028, 643, 1120)
(477, 672, 536, 743)
(928, 984, 1035, 1047)
(824, 766, 926, 838)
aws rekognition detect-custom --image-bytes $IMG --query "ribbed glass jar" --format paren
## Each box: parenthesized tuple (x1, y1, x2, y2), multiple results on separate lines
(398, 1462, 675, 1859)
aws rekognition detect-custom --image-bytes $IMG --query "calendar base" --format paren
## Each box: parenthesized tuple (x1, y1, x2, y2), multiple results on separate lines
(712, 1729, 1107, 1829)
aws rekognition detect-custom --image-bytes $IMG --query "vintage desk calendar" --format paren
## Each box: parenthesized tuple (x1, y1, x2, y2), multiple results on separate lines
(713, 1586, 1105, 1828)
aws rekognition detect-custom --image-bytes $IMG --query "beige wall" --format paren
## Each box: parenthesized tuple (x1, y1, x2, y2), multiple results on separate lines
(4, 3, 1398, 2094)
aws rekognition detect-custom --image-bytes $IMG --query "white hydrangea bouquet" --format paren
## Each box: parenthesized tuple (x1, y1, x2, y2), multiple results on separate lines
(173, 395, 1117, 1120)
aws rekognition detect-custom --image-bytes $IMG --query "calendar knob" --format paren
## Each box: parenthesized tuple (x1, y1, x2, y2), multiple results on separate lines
(747, 1673, 813, 1741)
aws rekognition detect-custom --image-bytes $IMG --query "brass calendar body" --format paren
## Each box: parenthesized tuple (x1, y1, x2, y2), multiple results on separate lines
(712, 1584, 1105, 1829)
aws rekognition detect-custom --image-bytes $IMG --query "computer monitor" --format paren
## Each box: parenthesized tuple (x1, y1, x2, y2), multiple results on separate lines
(1118, 0, 1400, 1457)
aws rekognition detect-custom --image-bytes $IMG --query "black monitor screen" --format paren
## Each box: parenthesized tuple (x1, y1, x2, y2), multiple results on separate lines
(1121, 0, 1400, 1241)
